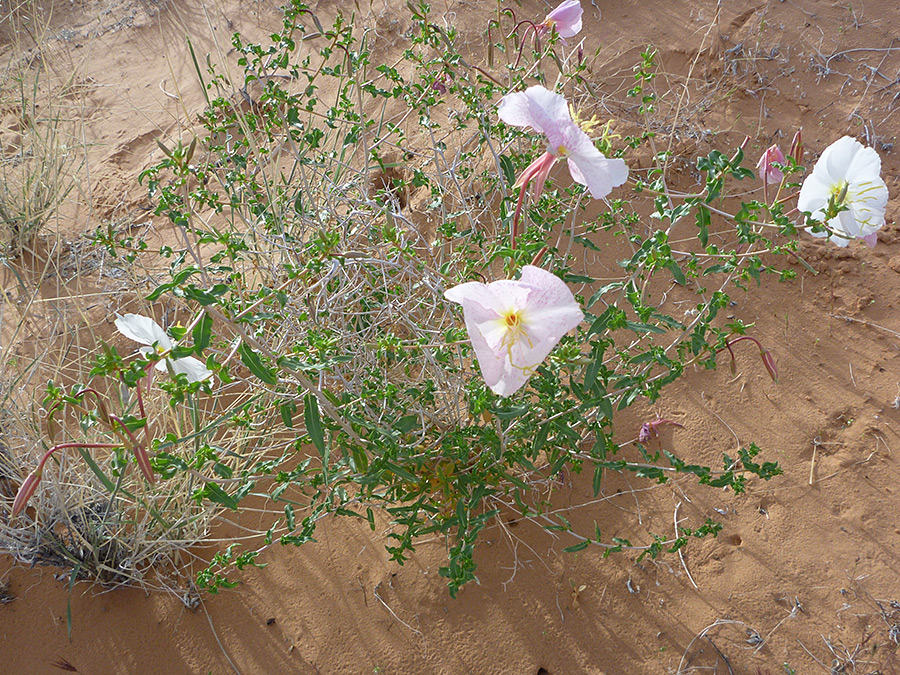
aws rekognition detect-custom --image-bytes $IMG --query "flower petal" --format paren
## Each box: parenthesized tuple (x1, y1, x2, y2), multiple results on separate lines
(489, 361, 533, 397)
(512, 266, 583, 369)
(115, 313, 172, 349)
(546, 0, 583, 37)
(498, 86, 572, 137)
(822, 136, 860, 183)
(566, 150, 629, 200)
(800, 136, 889, 246)
(167, 356, 213, 383)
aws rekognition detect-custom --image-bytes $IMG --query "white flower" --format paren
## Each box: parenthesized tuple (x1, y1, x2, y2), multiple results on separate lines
(444, 266, 583, 396)
(498, 85, 628, 201)
(798, 136, 888, 247)
(115, 313, 212, 382)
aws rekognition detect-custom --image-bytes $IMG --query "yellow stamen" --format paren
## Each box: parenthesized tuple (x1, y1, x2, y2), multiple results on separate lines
(569, 105, 605, 135)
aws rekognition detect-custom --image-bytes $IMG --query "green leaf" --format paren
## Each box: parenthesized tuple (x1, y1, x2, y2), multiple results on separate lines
(499, 154, 516, 187)
(285, 504, 295, 531)
(202, 483, 240, 510)
(193, 313, 212, 355)
(280, 401, 296, 428)
(592, 464, 603, 496)
(695, 204, 710, 247)
(394, 414, 418, 433)
(304, 393, 326, 458)
(666, 260, 686, 285)
(239, 343, 278, 385)
(587, 282, 623, 309)
(563, 273, 594, 284)
(625, 321, 666, 334)
(563, 541, 589, 553)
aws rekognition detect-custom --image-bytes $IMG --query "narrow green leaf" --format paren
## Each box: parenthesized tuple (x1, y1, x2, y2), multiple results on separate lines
(67, 562, 82, 640)
(696, 204, 710, 247)
(193, 313, 212, 355)
(499, 154, 516, 187)
(592, 464, 603, 496)
(280, 401, 295, 428)
(304, 393, 326, 457)
(285, 504, 295, 531)
(563, 541, 589, 553)
(239, 343, 278, 385)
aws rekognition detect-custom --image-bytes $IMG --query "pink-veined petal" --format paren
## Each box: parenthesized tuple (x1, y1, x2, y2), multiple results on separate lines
(115, 313, 172, 349)
(546, 0, 582, 25)
(566, 151, 629, 200)
(511, 266, 583, 369)
(446, 280, 524, 353)
(863, 232, 879, 248)
(489, 361, 533, 397)
(756, 145, 785, 184)
(468, 320, 509, 392)
(498, 86, 572, 137)
(546, 0, 583, 37)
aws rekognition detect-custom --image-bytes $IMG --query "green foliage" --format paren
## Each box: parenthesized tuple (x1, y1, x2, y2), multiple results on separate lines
(81, 0, 798, 596)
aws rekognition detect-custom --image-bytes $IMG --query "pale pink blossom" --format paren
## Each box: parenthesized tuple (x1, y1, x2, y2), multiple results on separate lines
(115, 313, 212, 382)
(538, 0, 583, 42)
(499, 85, 628, 202)
(444, 265, 583, 396)
(798, 136, 888, 247)
(756, 144, 785, 185)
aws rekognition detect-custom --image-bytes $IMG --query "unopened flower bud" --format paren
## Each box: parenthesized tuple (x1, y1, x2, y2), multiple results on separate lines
(760, 349, 778, 383)
(11, 471, 42, 517)
(133, 445, 156, 485)
(789, 129, 803, 165)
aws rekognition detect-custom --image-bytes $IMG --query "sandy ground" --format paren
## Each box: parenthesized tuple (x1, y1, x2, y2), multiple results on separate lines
(3, 0, 900, 673)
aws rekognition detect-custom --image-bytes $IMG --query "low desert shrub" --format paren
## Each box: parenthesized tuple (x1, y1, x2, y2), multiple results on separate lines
(4, 0, 887, 598)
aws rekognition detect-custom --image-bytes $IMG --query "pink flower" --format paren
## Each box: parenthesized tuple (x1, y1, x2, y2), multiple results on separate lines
(499, 86, 628, 202)
(444, 266, 583, 396)
(538, 0, 583, 42)
(756, 144, 785, 185)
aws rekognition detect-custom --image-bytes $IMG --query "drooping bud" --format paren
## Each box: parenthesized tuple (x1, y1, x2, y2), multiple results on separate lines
(133, 444, 156, 485)
(760, 349, 778, 383)
(638, 422, 652, 444)
(11, 471, 42, 517)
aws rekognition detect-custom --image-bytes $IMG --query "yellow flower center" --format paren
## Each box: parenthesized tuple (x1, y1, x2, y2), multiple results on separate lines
(569, 105, 605, 135)
(831, 180, 849, 206)
(499, 308, 536, 373)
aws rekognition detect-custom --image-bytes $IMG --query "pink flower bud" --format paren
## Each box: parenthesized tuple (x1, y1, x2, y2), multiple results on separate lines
(789, 129, 803, 165)
(760, 349, 778, 383)
(638, 423, 652, 444)
(756, 144, 786, 185)
(11, 471, 42, 517)
(133, 444, 156, 485)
